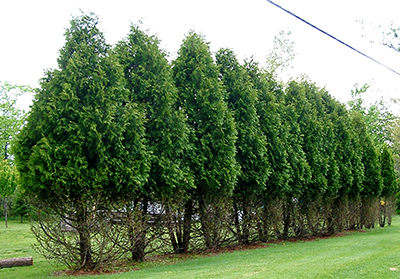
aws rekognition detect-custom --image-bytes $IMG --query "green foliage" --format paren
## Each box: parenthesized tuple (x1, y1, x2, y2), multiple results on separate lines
(173, 32, 238, 200)
(244, 59, 291, 199)
(13, 192, 29, 222)
(351, 112, 383, 197)
(13, 12, 150, 269)
(7, 12, 393, 270)
(0, 81, 31, 160)
(380, 145, 397, 198)
(115, 24, 192, 201)
(286, 80, 329, 200)
(14, 13, 149, 203)
(266, 30, 296, 75)
(348, 84, 396, 151)
(216, 48, 269, 199)
(0, 161, 18, 228)
(0, 160, 17, 199)
(382, 23, 400, 52)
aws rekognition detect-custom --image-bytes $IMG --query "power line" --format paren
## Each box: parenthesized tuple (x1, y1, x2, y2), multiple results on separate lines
(265, 0, 400, 77)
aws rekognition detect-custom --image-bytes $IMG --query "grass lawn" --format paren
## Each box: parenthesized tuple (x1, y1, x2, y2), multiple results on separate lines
(1, 216, 400, 278)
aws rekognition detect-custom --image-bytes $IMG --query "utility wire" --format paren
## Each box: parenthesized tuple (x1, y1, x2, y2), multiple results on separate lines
(266, 0, 400, 77)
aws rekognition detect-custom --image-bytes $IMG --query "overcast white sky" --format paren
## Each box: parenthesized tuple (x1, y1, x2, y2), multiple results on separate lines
(1, 0, 400, 112)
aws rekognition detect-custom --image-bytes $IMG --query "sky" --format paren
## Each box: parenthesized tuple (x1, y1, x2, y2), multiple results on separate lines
(1, 0, 400, 112)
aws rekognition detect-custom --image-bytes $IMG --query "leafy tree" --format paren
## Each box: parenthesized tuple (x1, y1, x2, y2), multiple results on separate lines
(0, 82, 31, 160)
(13, 13, 149, 270)
(115, 25, 192, 258)
(348, 84, 396, 150)
(382, 23, 400, 53)
(265, 30, 296, 76)
(0, 82, 30, 228)
(0, 160, 17, 228)
(173, 32, 238, 249)
(216, 48, 269, 244)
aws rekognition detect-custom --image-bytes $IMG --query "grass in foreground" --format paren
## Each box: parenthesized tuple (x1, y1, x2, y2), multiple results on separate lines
(1, 217, 400, 278)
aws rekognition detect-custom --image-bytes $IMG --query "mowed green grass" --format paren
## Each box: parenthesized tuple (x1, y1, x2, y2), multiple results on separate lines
(0, 218, 65, 278)
(1, 217, 400, 278)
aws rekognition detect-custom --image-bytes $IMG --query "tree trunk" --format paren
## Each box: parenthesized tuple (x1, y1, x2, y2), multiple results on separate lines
(182, 199, 192, 253)
(3, 198, 8, 228)
(282, 200, 291, 240)
(242, 204, 249, 245)
(0, 257, 33, 268)
(199, 196, 212, 248)
(131, 201, 147, 262)
(168, 200, 192, 254)
(233, 203, 242, 243)
(76, 207, 94, 270)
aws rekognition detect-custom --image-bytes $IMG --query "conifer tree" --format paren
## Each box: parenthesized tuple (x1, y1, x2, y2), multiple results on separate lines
(216, 49, 269, 244)
(173, 32, 238, 249)
(380, 145, 397, 199)
(351, 112, 382, 228)
(115, 25, 193, 257)
(244, 59, 294, 240)
(13, 13, 149, 269)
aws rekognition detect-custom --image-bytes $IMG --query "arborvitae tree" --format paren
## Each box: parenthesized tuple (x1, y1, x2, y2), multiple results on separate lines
(285, 81, 327, 201)
(216, 49, 269, 244)
(310, 88, 341, 200)
(173, 32, 238, 249)
(244, 59, 290, 199)
(351, 112, 382, 228)
(115, 25, 193, 258)
(380, 145, 397, 198)
(13, 13, 149, 270)
(244, 59, 294, 240)
(379, 144, 397, 227)
(285, 80, 329, 236)
(327, 102, 358, 231)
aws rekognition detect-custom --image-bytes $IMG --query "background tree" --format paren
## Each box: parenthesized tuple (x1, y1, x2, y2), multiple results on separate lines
(347, 83, 396, 151)
(0, 160, 18, 228)
(173, 32, 238, 249)
(0, 81, 30, 228)
(13, 13, 150, 270)
(265, 30, 296, 76)
(0, 81, 30, 160)
(13, 187, 29, 223)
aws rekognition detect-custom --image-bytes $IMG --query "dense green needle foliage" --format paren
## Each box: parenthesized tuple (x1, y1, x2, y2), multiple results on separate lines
(380, 145, 397, 198)
(116, 25, 193, 201)
(172, 32, 238, 248)
(216, 49, 269, 200)
(216, 49, 269, 244)
(173, 32, 238, 200)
